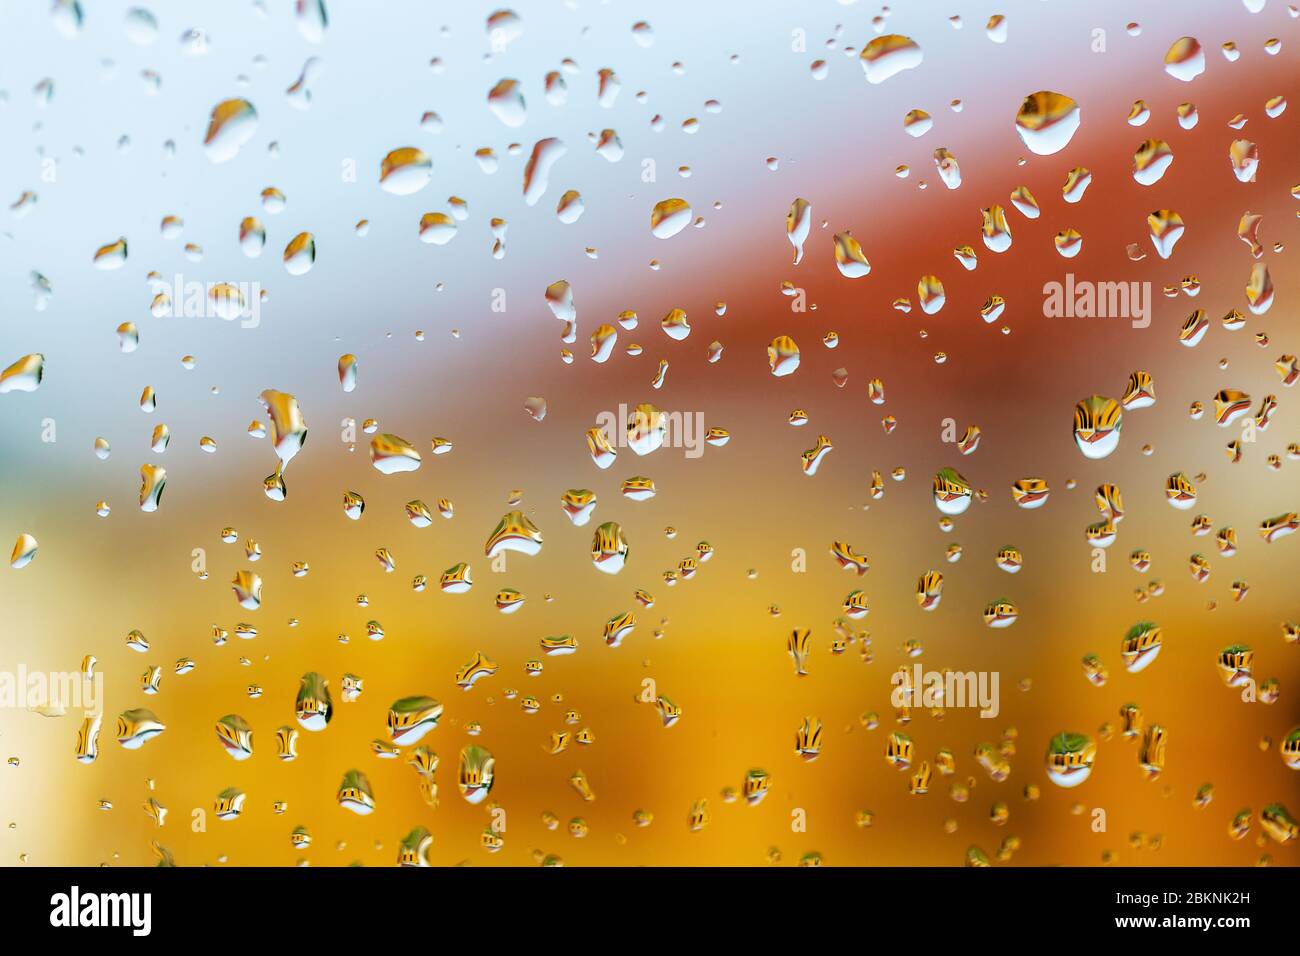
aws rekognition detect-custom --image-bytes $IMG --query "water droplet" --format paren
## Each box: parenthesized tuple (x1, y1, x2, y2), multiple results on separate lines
(9, 533, 37, 569)
(1045, 732, 1095, 787)
(283, 232, 315, 275)
(860, 34, 923, 84)
(786, 198, 811, 264)
(93, 237, 128, 270)
(1014, 91, 1080, 155)
(833, 233, 871, 277)
(379, 147, 432, 195)
(592, 521, 629, 574)
(523, 138, 566, 205)
(337, 769, 375, 815)
(116, 708, 165, 749)
(338, 354, 357, 392)
(0, 354, 44, 393)
(203, 99, 258, 163)
(650, 198, 691, 238)
(458, 745, 495, 804)
(487, 78, 526, 126)
(1164, 37, 1205, 82)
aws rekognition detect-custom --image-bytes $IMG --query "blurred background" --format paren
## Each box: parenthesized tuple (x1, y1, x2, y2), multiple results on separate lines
(0, 0, 1297, 866)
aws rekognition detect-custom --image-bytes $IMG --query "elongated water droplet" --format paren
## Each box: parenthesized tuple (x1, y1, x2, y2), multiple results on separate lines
(138, 463, 166, 511)
(786, 198, 811, 264)
(239, 217, 265, 257)
(523, 137, 566, 205)
(296, 672, 333, 730)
